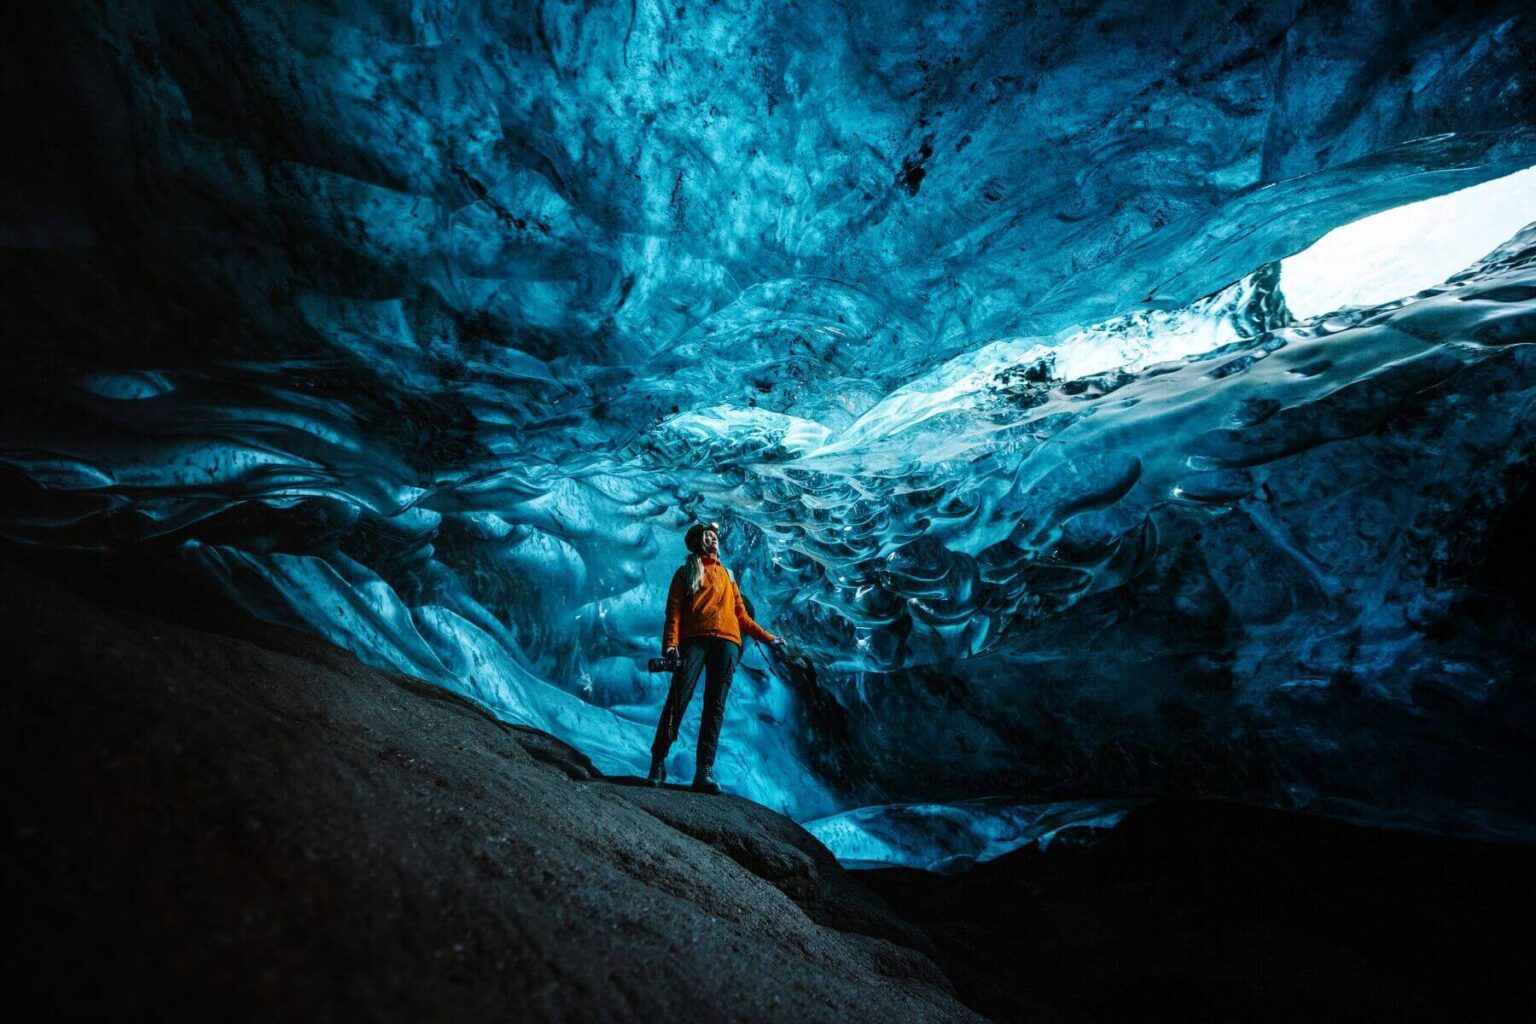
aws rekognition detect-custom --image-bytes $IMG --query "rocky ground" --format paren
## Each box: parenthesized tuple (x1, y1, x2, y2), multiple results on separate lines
(865, 801, 1536, 1023)
(1, 555, 975, 1022)
(5, 551, 1535, 1022)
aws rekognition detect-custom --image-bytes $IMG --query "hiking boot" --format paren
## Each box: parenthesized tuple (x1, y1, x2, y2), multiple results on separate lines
(646, 755, 667, 787)
(690, 768, 721, 795)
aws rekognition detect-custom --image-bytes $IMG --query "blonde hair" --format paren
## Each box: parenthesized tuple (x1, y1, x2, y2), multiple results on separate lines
(683, 521, 721, 594)
(682, 553, 734, 595)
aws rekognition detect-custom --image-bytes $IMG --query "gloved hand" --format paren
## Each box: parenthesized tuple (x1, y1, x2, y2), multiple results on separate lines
(665, 646, 679, 660)
(769, 637, 786, 648)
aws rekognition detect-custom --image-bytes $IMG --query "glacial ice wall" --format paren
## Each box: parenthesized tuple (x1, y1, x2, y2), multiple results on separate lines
(3, 0, 1536, 848)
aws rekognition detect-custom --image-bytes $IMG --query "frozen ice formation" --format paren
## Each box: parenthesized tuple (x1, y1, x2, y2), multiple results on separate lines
(804, 798, 1134, 873)
(3, 0, 1536, 855)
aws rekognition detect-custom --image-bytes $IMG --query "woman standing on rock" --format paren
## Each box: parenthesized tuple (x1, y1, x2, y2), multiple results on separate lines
(648, 522, 784, 793)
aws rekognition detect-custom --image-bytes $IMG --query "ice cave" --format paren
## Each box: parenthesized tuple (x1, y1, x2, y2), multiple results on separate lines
(4, 1, 1536, 1020)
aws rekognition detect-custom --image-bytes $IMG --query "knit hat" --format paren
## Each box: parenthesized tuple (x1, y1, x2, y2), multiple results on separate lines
(684, 521, 720, 554)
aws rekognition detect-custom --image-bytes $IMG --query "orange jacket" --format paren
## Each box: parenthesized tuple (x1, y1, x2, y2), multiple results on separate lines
(663, 555, 777, 649)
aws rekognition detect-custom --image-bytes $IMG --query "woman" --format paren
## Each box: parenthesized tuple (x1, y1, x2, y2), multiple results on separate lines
(648, 521, 783, 793)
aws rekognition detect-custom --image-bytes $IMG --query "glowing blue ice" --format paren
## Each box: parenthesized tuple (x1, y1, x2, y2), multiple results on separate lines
(3, 0, 1536, 859)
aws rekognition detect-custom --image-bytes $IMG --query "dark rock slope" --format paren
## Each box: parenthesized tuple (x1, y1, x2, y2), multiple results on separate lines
(864, 800, 1536, 1024)
(9, 550, 1536, 1022)
(0, 557, 977, 1022)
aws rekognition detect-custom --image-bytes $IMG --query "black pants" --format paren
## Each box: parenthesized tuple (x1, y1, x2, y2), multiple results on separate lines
(650, 636, 740, 772)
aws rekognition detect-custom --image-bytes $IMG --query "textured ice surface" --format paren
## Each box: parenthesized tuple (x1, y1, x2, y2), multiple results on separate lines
(4, 1, 1536, 853)
(805, 798, 1133, 873)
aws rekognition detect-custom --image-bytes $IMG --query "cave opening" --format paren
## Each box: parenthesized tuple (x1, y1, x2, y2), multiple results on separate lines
(1280, 163, 1536, 319)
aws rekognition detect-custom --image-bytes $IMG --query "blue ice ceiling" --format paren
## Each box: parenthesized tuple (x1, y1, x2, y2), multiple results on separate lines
(4, 0, 1536, 855)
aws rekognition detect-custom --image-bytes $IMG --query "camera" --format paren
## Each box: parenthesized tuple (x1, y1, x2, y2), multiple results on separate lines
(648, 655, 680, 673)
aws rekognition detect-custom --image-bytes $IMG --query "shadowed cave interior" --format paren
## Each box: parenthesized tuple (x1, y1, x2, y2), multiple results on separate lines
(3, 1, 1536, 1020)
